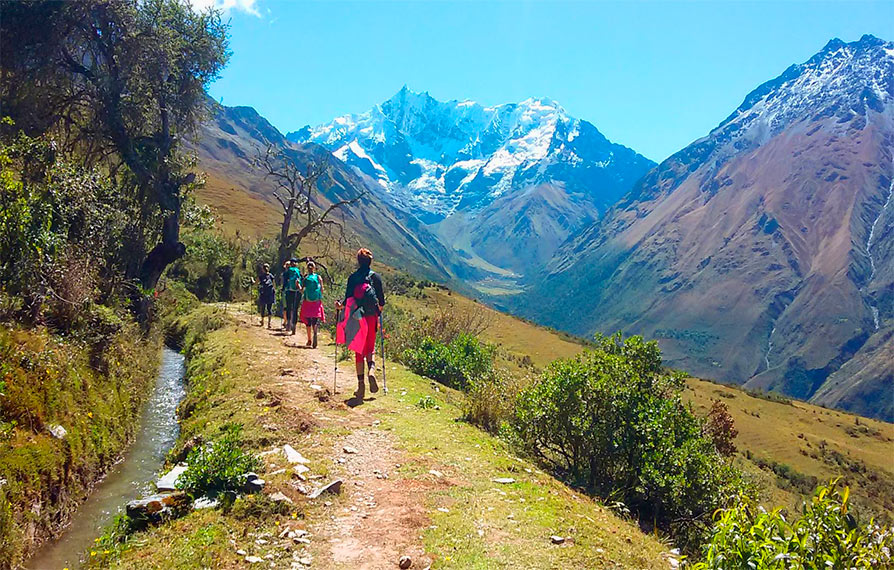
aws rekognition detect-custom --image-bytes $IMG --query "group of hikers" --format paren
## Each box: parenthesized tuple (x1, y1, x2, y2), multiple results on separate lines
(257, 248, 385, 400)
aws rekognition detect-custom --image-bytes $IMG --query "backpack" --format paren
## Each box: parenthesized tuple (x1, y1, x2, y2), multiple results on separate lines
(352, 272, 379, 316)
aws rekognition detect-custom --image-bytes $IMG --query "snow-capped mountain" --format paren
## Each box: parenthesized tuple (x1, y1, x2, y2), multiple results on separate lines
(518, 35, 894, 420)
(288, 87, 653, 222)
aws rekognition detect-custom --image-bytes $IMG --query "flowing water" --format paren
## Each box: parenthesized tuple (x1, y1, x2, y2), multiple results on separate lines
(864, 157, 894, 330)
(27, 348, 186, 570)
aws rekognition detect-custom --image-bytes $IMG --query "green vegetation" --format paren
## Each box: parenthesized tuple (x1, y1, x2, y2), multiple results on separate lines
(694, 481, 893, 569)
(176, 424, 261, 498)
(402, 334, 496, 391)
(0, 322, 158, 566)
(511, 334, 746, 548)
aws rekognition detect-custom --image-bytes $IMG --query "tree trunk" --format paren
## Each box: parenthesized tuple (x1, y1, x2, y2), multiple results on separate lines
(139, 207, 184, 290)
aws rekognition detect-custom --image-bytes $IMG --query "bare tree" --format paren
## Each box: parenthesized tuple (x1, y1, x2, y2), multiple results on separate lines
(255, 144, 367, 269)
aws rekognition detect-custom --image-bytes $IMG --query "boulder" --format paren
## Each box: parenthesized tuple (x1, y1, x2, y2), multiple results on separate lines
(308, 479, 343, 499)
(244, 477, 266, 493)
(283, 444, 310, 464)
(269, 491, 294, 505)
(156, 464, 188, 491)
(398, 555, 412, 569)
(126, 492, 190, 528)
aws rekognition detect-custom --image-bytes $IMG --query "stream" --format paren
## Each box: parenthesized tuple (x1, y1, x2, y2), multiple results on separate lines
(27, 347, 186, 570)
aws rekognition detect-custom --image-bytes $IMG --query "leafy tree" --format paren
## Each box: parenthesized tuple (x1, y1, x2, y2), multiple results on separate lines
(512, 334, 747, 547)
(1, 0, 230, 298)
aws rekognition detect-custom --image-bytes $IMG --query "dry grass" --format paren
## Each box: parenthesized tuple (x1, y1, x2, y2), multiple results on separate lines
(396, 285, 894, 519)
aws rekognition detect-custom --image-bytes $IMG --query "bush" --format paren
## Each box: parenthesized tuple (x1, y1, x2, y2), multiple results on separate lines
(512, 333, 746, 547)
(464, 369, 530, 434)
(176, 424, 260, 498)
(402, 333, 496, 391)
(693, 481, 893, 569)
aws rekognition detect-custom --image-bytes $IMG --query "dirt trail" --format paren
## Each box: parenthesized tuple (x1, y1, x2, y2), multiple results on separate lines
(230, 308, 434, 570)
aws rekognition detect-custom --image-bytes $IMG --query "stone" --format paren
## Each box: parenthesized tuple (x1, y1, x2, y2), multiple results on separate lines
(492, 478, 516, 484)
(428, 470, 443, 478)
(245, 555, 264, 563)
(193, 497, 219, 509)
(48, 424, 67, 439)
(550, 535, 565, 545)
(297, 557, 312, 566)
(283, 444, 310, 464)
(343, 446, 358, 454)
(259, 447, 282, 457)
(126, 492, 190, 527)
(269, 492, 294, 505)
(293, 464, 310, 476)
(668, 558, 680, 569)
(244, 477, 266, 493)
(245, 472, 260, 482)
(399, 555, 412, 569)
(269, 468, 286, 476)
(156, 464, 188, 491)
(308, 480, 343, 499)
(236, 549, 247, 556)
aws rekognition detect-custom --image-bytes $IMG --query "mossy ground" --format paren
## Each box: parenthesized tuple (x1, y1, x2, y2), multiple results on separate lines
(0, 321, 160, 568)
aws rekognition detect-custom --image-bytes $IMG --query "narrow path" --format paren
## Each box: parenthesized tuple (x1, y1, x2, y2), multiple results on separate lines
(229, 308, 434, 570)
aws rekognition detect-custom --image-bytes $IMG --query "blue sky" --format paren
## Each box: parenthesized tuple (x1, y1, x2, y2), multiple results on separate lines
(201, 0, 893, 162)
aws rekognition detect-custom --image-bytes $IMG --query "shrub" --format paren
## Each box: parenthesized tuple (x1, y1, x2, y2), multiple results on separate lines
(512, 333, 746, 547)
(703, 400, 738, 457)
(176, 424, 260, 498)
(402, 333, 496, 391)
(693, 481, 894, 569)
(464, 369, 530, 434)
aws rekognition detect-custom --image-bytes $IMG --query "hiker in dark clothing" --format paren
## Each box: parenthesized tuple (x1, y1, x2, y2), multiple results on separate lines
(336, 248, 385, 400)
(258, 263, 276, 328)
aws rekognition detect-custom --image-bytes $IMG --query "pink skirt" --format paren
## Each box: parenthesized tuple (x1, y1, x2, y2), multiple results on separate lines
(299, 300, 325, 324)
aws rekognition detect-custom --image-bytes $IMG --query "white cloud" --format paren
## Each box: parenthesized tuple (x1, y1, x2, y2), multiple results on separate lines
(188, 0, 261, 17)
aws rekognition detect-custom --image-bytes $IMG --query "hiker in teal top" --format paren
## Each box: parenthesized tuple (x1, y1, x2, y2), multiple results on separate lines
(283, 259, 302, 335)
(299, 260, 325, 348)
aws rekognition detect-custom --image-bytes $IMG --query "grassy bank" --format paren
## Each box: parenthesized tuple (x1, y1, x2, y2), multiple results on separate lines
(84, 302, 671, 569)
(0, 319, 161, 568)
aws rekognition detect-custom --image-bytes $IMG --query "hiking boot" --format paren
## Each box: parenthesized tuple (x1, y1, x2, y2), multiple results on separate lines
(312, 328, 318, 348)
(354, 379, 366, 400)
(368, 364, 379, 393)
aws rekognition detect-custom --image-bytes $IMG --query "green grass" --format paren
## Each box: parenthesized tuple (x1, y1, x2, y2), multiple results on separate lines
(358, 365, 670, 569)
(395, 285, 894, 521)
(93, 302, 669, 569)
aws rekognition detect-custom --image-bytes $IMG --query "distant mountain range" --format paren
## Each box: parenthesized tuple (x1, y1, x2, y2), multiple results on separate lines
(193, 35, 893, 420)
(288, 88, 654, 273)
(515, 35, 894, 421)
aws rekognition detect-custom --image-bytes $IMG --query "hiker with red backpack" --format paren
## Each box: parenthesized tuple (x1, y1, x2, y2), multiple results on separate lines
(335, 248, 385, 400)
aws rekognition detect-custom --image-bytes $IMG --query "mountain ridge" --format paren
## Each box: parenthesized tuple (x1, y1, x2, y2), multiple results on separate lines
(288, 87, 655, 272)
(516, 34, 894, 420)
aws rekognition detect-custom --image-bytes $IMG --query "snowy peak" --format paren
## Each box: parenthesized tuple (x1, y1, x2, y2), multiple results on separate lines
(288, 88, 653, 218)
(716, 34, 893, 140)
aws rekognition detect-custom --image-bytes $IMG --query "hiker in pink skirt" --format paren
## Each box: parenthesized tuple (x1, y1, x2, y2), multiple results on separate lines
(299, 261, 325, 348)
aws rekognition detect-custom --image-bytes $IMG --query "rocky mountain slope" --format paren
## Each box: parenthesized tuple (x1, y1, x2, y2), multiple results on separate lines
(518, 35, 894, 421)
(289, 88, 654, 273)
(189, 100, 462, 280)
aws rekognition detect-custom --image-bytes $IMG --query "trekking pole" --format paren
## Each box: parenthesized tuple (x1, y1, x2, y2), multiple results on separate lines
(333, 306, 339, 394)
(380, 310, 387, 394)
